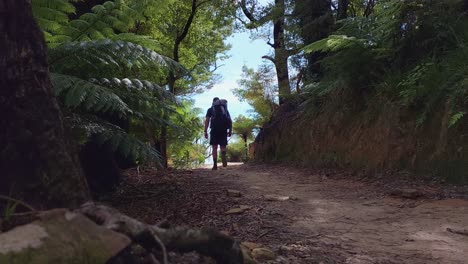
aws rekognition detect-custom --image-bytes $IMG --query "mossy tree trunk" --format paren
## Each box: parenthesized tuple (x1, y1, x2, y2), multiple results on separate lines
(0, 0, 90, 208)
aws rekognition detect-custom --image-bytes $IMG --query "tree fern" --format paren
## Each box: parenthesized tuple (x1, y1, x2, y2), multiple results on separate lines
(65, 114, 161, 164)
(52, 73, 178, 124)
(32, 0, 76, 38)
(49, 40, 186, 80)
(52, 73, 134, 117)
(67, 1, 142, 42)
(302, 35, 371, 53)
(33, 0, 156, 46)
(33, 0, 188, 166)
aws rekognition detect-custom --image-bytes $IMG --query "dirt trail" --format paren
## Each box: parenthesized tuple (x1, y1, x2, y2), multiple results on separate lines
(195, 164, 468, 264)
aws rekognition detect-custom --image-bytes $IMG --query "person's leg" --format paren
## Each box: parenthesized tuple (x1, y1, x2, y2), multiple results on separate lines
(220, 145, 227, 167)
(212, 144, 218, 170)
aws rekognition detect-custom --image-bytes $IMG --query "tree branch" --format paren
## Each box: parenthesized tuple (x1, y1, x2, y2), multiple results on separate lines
(261, 55, 275, 63)
(174, 0, 199, 62)
(240, 0, 258, 23)
(78, 202, 244, 264)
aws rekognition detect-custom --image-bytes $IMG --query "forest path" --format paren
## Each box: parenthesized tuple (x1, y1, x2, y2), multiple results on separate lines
(194, 163, 468, 264)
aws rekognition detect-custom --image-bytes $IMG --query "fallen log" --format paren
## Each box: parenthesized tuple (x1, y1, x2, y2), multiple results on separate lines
(78, 202, 244, 264)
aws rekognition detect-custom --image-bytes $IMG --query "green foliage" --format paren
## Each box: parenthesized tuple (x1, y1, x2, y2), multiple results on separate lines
(138, 0, 236, 95)
(232, 115, 256, 160)
(301, 0, 468, 127)
(47, 38, 182, 163)
(302, 35, 371, 53)
(33, 0, 153, 45)
(167, 101, 206, 168)
(49, 39, 185, 81)
(234, 65, 278, 125)
(232, 115, 256, 142)
(2, 200, 18, 222)
(31, 0, 191, 164)
(449, 112, 466, 128)
(31, 0, 238, 167)
(226, 140, 246, 162)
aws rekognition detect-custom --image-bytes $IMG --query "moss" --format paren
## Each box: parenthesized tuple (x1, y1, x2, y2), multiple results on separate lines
(0, 213, 129, 264)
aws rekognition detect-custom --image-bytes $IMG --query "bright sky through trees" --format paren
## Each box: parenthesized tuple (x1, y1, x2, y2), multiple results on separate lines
(193, 7, 271, 119)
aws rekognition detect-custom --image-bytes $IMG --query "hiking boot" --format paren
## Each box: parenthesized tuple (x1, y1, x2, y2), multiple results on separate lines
(212, 160, 217, 170)
(221, 151, 227, 167)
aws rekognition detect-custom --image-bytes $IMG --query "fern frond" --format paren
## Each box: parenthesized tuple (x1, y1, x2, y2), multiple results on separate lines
(449, 112, 466, 128)
(65, 114, 161, 164)
(49, 40, 186, 79)
(61, 1, 143, 42)
(302, 35, 372, 54)
(111, 33, 162, 51)
(51, 73, 133, 117)
(93, 77, 174, 101)
(32, 0, 76, 40)
(53, 73, 176, 126)
(91, 77, 178, 126)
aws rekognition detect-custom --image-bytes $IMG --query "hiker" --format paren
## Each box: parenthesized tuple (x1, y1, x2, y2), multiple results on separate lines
(204, 97, 232, 170)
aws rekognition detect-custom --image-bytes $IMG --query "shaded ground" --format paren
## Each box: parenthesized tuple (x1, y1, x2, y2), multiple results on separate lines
(108, 163, 468, 264)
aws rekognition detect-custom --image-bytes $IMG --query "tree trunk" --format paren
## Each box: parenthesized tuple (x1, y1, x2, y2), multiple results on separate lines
(337, 0, 349, 20)
(273, 0, 291, 105)
(0, 0, 90, 208)
(243, 135, 248, 158)
(157, 0, 198, 168)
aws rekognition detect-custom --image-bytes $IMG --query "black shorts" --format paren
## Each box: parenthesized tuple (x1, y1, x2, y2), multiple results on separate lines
(210, 129, 227, 146)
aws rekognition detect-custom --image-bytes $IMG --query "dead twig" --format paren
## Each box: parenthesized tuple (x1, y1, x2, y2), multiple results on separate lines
(447, 227, 468, 237)
(78, 202, 244, 264)
(256, 229, 276, 240)
(0, 195, 36, 212)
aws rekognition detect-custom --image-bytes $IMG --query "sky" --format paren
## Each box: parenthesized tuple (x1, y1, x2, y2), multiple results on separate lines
(191, 31, 271, 119)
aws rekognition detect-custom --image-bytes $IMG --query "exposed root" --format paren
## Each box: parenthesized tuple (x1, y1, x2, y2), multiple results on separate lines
(78, 202, 244, 264)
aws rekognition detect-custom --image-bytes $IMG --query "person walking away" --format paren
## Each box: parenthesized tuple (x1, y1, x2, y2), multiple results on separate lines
(204, 97, 232, 170)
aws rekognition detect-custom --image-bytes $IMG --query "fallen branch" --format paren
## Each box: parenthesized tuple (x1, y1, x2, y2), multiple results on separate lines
(447, 227, 468, 237)
(0, 195, 36, 212)
(78, 202, 244, 264)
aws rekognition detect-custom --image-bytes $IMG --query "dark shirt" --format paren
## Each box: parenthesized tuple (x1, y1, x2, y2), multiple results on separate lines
(206, 107, 231, 129)
(205, 108, 213, 119)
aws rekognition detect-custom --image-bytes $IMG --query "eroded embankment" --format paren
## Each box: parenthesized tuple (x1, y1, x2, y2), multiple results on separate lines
(252, 97, 468, 183)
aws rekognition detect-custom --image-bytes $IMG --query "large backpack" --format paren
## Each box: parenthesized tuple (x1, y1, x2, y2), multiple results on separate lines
(210, 99, 232, 130)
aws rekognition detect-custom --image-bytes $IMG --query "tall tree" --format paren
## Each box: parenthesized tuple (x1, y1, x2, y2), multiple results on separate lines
(0, 0, 89, 207)
(293, 0, 333, 82)
(239, 0, 294, 104)
(234, 64, 278, 125)
(141, 0, 235, 167)
(232, 115, 256, 158)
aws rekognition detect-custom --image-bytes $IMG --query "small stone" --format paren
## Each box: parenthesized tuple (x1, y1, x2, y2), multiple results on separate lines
(264, 195, 290, 201)
(251, 248, 276, 261)
(225, 206, 250, 215)
(225, 208, 244, 214)
(389, 189, 424, 199)
(241, 241, 262, 250)
(278, 245, 293, 254)
(240, 245, 258, 264)
(227, 189, 242, 197)
(289, 196, 299, 201)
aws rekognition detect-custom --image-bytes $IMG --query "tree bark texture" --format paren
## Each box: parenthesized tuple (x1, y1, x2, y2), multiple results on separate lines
(337, 0, 349, 19)
(0, 0, 90, 207)
(273, 0, 291, 105)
